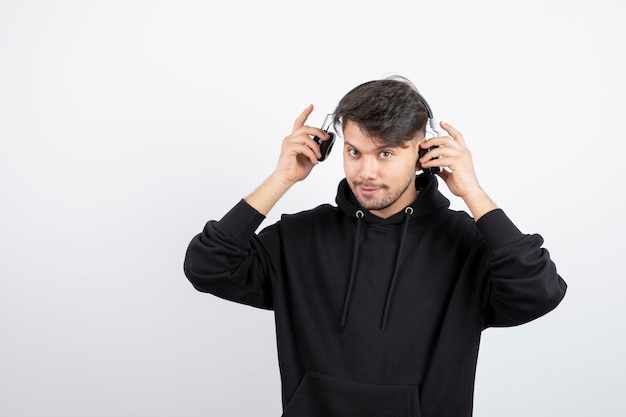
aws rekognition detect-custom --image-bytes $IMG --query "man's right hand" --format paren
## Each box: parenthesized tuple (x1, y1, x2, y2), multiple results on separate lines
(273, 104, 330, 185)
(244, 105, 329, 216)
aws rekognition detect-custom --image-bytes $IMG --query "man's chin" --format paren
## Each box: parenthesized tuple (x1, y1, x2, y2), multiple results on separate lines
(356, 195, 390, 212)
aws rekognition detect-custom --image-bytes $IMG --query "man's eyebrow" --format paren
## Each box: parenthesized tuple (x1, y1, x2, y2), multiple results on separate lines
(343, 140, 403, 151)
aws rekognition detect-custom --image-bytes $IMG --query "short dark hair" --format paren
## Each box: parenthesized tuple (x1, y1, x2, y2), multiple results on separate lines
(332, 76, 430, 147)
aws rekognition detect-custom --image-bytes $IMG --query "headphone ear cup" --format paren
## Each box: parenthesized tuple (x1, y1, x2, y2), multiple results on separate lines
(419, 145, 442, 176)
(316, 132, 335, 162)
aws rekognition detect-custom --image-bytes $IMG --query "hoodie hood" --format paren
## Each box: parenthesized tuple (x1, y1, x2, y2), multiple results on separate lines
(335, 173, 451, 330)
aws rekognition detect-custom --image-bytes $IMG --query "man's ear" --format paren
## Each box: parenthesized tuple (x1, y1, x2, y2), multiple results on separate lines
(415, 135, 426, 169)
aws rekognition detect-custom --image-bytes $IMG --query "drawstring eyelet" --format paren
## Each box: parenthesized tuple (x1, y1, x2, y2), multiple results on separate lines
(404, 207, 414, 215)
(356, 210, 364, 219)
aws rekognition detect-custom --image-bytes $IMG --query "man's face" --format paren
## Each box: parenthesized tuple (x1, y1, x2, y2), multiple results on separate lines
(342, 121, 422, 219)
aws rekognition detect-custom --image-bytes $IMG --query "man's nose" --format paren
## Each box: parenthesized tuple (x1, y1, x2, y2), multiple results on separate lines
(358, 156, 378, 179)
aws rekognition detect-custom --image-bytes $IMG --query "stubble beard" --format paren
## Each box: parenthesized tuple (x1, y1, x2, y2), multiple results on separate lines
(352, 175, 414, 212)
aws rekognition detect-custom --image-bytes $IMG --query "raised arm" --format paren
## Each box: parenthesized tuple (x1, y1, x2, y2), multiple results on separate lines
(184, 105, 331, 307)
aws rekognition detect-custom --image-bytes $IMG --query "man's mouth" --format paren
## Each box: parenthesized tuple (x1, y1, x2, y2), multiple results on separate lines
(356, 183, 386, 197)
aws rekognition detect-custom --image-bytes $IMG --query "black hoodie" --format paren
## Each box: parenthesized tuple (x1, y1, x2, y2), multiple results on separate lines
(184, 174, 567, 417)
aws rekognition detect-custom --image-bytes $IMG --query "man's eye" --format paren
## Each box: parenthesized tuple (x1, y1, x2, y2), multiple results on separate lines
(379, 151, 392, 158)
(348, 149, 359, 157)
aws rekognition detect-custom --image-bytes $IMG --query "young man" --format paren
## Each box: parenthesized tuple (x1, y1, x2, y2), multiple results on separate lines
(183, 77, 567, 417)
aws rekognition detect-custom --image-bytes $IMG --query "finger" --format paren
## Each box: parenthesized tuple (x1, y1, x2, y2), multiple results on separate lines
(419, 146, 461, 171)
(419, 152, 447, 171)
(419, 135, 458, 152)
(292, 125, 329, 141)
(293, 104, 314, 133)
(420, 146, 449, 161)
(292, 143, 320, 165)
(287, 135, 323, 159)
(439, 121, 466, 147)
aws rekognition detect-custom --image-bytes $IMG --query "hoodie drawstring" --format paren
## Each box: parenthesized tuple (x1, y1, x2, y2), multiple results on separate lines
(341, 210, 364, 328)
(381, 207, 413, 331)
(340, 207, 414, 331)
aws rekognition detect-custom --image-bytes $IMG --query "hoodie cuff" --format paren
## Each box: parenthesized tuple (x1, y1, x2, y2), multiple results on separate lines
(215, 199, 266, 240)
(475, 209, 524, 249)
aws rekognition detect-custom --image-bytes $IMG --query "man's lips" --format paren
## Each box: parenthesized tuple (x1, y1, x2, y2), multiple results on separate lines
(357, 183, 386, 196)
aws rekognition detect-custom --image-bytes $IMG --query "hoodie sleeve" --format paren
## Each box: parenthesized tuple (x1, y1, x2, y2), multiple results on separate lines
(183, 199, 277, 310)
(476, 209, 567, 327)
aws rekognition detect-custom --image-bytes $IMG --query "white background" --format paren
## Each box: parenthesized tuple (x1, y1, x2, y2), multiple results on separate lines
(1, 0, 624, 416)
